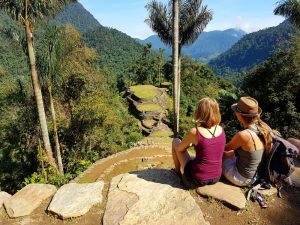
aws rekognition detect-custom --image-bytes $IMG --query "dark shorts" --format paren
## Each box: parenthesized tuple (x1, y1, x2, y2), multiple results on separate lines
(183, 160, 220, 189)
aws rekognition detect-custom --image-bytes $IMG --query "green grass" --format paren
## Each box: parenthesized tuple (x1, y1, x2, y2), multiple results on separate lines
(150, 130, 173, 137)
(137, 103, 161, 112)
(130, 85, 158, 99)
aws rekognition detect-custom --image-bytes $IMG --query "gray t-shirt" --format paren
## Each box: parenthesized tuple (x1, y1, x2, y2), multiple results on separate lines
(236, 148, 264, 179)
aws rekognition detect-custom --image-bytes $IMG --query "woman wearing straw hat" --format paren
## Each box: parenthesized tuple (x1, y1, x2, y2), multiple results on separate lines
(223, 96, 279, 186)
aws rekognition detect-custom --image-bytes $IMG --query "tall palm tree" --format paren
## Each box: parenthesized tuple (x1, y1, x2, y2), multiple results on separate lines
(274, 0, 300, 29)
(146, 0, 213, 136)
(38, 25, 65, 174)
(172, 0, 179, 135)
(0, 0, 76, 168)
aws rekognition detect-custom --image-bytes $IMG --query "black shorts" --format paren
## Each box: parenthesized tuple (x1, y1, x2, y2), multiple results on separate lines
(183, 160, 220, 189)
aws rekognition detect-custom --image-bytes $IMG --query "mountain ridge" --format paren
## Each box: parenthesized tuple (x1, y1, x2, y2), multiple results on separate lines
(208, 20, 296, 76)
(137, 28, 246, 62)
(54, 2, 144, 78)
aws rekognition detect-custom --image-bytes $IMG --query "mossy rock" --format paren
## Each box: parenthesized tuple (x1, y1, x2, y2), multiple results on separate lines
(137, 103, 162, 112)
(129, 85, 159, 100)
(142, 119, 157, 129)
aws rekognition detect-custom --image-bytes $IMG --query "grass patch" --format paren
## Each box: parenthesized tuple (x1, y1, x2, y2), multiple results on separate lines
(130, 85, 158, 99)
(137, 103, 161, 112)
(150, 130, 173, 137)
(243, 202, 253, 214)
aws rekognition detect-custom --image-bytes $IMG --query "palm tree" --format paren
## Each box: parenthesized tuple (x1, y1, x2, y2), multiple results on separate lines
(0, 0, 76, 168)
(172, 0, 179, 135)
(274, 0, 300, 29)
(38, 25, 65, 174)
(146, 0, 213, 136)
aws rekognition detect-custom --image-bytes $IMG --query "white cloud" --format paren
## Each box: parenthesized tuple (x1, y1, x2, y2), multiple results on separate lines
(234, 16, 253, 33)
(234, 16, 285, 33)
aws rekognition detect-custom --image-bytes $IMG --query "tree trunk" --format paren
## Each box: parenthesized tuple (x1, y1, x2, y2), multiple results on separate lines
(177, 51, 181, 133)
(49, 85, 64, 174)
(172, 0, 180, 136)
(24, 15, 55, 165)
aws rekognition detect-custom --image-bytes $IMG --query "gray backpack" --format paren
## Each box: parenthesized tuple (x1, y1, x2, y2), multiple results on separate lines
(262, 134, 299, 184)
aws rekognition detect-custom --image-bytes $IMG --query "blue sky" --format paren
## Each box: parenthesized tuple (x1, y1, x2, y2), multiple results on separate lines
(78, 0, 285, 39)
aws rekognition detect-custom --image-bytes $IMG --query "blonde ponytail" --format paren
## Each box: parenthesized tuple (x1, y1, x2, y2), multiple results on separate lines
(240, 115, 280, 154)
(255, 118, 280, 155)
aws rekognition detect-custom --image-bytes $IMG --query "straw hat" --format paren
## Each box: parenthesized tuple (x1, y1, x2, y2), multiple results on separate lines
(231, 96, 262, 117)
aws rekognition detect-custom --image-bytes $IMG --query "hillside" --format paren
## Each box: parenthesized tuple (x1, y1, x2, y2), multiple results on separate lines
(138, 28, 246, 62)
(54, 2, 144, 78)
(53, 2, 100, 33)
(208, 20, 296, 76)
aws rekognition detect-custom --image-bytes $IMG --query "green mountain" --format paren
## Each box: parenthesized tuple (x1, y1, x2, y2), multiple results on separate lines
(54, 2, 144, 78)
(208, 20, 296, 76)
(137, 28, 246, 62)
(53, 2, 100, 33)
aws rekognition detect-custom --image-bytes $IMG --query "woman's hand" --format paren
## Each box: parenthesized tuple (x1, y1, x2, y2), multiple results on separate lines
(223, 150, 235, 160)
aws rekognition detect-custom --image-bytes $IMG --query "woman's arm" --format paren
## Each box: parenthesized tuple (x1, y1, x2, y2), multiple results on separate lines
(174, 128, 197, 152)
(225, 132, 243, 152)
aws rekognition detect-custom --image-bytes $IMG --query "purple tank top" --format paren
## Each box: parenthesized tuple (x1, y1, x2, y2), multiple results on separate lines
(190, 127, 226, 181)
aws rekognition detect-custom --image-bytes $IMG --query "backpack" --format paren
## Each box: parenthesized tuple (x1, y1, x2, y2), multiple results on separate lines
(262, 134, 299, 185)
(247, 132, 299, 206)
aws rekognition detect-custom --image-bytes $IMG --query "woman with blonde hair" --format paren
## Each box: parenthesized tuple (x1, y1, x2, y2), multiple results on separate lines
(223, 96, 279, 186)
(172, 97, 226, 187)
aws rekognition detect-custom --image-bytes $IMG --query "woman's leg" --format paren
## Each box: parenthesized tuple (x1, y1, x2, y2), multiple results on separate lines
(172, 138, 192, 174)
(222, 158, 253, 187)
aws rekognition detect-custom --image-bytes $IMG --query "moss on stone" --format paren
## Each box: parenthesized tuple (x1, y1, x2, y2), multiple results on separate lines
(130, 85, 158, 99)
(149, 131, 173, 137)
(137, 103, 161, 112)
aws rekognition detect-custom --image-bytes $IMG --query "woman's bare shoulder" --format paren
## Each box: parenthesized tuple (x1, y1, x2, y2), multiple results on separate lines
(189, 127, 198, 135)
(237, 130, 250, 138)
(231, 130, 249, 142)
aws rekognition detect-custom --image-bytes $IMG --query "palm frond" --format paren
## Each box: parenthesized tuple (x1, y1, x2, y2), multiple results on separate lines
(145, 0, 172, 45)
(0, 0, 77, 23)
(180, 0, 213, 46)
(0, 0, 24, 21)
(274, 0, 300, 28)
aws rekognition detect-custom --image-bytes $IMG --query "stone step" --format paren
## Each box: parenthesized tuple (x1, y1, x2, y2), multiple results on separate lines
(196, 182, 247, 210)
(48, 182, 104, 219)
(103, 170, 210, 225)
(4, 184, 57, 218)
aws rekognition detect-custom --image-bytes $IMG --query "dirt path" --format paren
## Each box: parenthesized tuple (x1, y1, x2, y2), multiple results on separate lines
(1, 139, 300, 225)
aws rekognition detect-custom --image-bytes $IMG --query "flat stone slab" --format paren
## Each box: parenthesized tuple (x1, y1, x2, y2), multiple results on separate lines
(4, 184, 57, 218)
(103, 169, 209, 225)
(0, 192, 11, 208)
(197, 182, 246, 210)
(48, 181, 104, 219)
